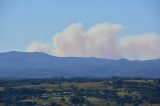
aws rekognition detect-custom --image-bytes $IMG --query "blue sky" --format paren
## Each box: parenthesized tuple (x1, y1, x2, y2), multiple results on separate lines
(0, 0, 160, 52)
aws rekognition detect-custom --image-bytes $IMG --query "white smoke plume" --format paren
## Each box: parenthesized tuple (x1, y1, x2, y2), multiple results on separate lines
(120, 33, 160, 60)
(27, 23, 160, 60)
(27, 42, 53, 55)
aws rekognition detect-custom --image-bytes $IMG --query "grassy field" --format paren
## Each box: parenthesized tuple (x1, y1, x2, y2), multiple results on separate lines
(14, 82, 106, 91)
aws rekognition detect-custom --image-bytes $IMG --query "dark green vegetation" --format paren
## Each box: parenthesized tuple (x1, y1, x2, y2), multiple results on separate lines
(0, 77, 160, 106)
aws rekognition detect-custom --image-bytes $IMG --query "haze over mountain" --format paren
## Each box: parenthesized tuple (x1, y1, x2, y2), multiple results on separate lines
(0, 51, 160, 78)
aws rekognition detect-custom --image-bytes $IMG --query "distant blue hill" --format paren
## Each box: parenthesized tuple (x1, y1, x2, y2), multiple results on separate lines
(0, 51, 160, 78)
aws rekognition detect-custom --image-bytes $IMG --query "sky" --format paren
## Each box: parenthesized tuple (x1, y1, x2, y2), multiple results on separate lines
(0, 0, 160, 60)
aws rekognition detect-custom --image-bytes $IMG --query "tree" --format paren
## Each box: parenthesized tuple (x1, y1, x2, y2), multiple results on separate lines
(69, 96, 85, 105)
(112, 79, 123, 88)
(60, 97, 65, 102)
(50, 102, 61, 106)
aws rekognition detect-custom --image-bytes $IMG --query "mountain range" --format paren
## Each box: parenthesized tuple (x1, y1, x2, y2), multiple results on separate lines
(0, 51, 160, 78)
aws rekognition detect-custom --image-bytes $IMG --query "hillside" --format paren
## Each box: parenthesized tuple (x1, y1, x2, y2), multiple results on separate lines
(0, 51, 160, 78)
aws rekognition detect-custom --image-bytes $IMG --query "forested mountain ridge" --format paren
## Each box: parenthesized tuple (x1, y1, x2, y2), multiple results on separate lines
(0, 51, 160, 78)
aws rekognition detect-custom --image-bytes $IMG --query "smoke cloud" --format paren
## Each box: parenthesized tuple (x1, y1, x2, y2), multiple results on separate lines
(27, 23, 160, 60)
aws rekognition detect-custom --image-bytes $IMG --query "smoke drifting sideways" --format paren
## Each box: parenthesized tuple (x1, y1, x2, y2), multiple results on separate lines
(27, 23, 160, 60)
